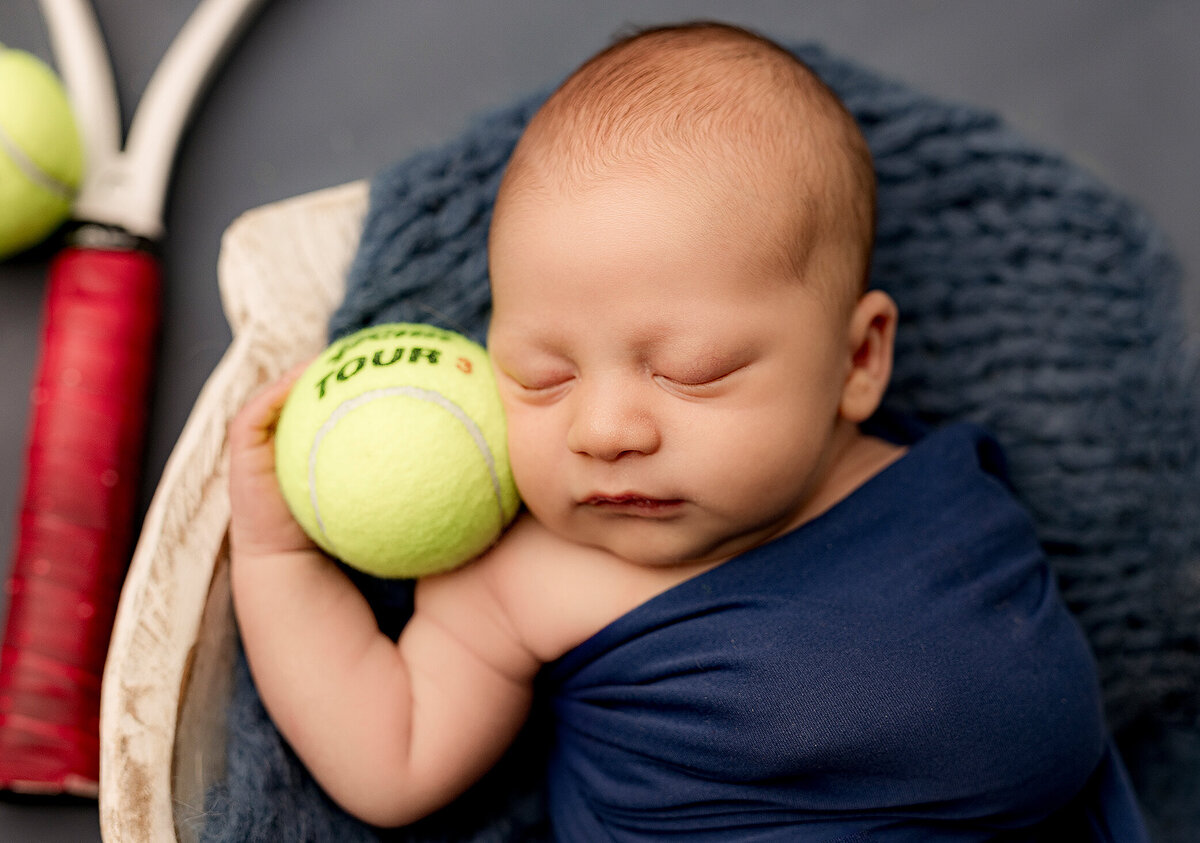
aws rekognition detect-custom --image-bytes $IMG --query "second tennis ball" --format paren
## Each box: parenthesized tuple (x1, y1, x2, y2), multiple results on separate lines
(0, 45, 83, 260)
(274, 323, 521, 579)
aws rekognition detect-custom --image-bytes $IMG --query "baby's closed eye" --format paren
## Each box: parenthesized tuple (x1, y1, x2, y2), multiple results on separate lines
(653, 361, 749, 396)
(497, 362, 575, 398)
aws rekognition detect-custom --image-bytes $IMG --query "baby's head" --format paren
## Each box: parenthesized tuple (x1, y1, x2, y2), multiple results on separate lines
(488, 23, 897, 567)
(494, 21, 876, 310)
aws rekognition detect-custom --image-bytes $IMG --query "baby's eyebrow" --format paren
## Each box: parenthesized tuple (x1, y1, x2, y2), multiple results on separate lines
(488, 330, 572, 364)
(661, 349, 748, 380)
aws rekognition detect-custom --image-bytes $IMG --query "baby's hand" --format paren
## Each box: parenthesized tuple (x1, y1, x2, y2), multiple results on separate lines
(228, 364, 319, 560)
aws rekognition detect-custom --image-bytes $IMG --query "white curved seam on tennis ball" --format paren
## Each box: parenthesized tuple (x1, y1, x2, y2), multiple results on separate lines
(0, 122, 75, 200)
(307, 385, 506, 554)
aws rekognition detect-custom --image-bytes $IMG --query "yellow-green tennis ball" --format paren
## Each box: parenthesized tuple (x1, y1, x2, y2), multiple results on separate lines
(0, 45, 83, 260)
(274, 324, 521, 579)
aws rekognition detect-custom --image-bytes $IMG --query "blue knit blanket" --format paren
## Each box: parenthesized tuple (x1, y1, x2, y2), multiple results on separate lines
(201, 43, 1200, 843)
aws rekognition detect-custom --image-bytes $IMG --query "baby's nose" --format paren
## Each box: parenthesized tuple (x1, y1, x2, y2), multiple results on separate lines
(567, 380, 660, 461)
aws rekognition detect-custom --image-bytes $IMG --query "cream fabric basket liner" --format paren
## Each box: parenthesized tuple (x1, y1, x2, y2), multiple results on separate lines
(98, 181, 370, 841)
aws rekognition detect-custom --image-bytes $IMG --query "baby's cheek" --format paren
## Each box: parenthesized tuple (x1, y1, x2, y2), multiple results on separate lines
(505, 418, 557, 500)
(694, 418, 819, 511)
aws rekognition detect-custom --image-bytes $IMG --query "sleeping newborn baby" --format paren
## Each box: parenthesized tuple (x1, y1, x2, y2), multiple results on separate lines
(228, 21, 1148, 841)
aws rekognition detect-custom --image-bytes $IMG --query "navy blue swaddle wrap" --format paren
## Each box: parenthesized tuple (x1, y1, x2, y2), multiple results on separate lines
(545, 418, 1142, 841)
(201, 43, 1200, 843)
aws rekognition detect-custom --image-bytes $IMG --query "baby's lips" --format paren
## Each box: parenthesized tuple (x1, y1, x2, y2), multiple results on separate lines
(581, 493, 686, 514)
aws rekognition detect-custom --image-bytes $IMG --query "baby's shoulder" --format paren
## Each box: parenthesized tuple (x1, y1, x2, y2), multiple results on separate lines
(447, 515, 709, 664)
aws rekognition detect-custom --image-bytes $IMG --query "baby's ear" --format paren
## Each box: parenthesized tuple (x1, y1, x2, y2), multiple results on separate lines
(839, 290, 898, 423)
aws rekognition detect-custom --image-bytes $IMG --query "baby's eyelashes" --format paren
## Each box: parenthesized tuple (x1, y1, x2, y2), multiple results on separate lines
(522, 377, 574, 395)
(493, 352, 750, 400)
(500, 367, 575, 399)
(653, 363, 747, 397)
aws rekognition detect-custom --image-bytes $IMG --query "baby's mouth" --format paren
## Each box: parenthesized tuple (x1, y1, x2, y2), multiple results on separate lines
(582, 494, 685, 514)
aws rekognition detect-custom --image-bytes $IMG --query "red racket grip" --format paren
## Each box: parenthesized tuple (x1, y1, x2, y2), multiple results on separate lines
(0, 246, 160, 796)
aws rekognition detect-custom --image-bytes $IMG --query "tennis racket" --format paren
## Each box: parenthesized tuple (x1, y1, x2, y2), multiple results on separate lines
(0, 0, 268, 796)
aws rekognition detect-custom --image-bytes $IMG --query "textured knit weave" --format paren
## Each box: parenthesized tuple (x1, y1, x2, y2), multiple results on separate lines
(203, 43, 1200, 843)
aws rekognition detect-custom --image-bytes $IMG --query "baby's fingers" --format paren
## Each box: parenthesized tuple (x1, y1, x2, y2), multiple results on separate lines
(229, 361, 310, 455)
(228, 361, 318, 558)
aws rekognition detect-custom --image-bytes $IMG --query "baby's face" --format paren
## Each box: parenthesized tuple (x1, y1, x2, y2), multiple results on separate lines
(488, 171, 857, 568)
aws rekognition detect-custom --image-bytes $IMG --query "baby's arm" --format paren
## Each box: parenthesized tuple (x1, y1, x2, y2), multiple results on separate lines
(227, 371, 541, 826)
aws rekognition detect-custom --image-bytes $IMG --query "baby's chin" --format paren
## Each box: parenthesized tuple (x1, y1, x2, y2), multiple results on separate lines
(575, 523, 741, 571)
(525, 498, 763, 569)
(582, 510, 815, 571)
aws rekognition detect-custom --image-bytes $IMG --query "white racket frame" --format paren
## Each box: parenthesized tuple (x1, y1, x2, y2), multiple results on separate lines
(39, 0, 269, 240)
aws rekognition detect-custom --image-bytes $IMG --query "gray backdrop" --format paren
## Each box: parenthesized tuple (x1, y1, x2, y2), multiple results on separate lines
(1, 2, 1197, 839)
